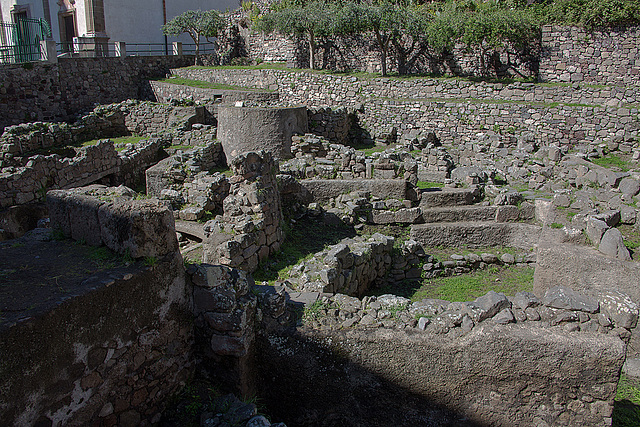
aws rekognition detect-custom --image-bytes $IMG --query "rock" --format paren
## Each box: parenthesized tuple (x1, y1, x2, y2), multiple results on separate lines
(493, 308, 514, 324)
(246, 415, 271, 427)
(593, 210, 621, 227)
(500, 253, 515, 264)
(513, 292, 540, 310)
(619, 178, 640, 197)
(585, 217, 608, 245)
(599, 291, 639, 329)
(541, 286, 599, 313)
(469, 291, 511, 322)
(599, 228, 631, 260)
(494, 192, 523, 206)
(481, 253, 498, 263)
(525, 307, 541, 321)
(417, 317, 430, 330)
(623, 358, 640, 379)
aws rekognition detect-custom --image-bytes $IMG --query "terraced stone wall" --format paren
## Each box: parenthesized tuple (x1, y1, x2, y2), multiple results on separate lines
(172, 68, 639, 148)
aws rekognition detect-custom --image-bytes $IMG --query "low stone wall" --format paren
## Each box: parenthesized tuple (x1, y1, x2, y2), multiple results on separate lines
(410, 222, 542, 250)
(256, 285, 632, 427)
(0, 138, 167, 209)
(47, 185, 178, 258)
(150, 80, 279, 105)
(0, 188, 192, 426)
(299, 179, 413, 203)
(540, 25, 640, 86)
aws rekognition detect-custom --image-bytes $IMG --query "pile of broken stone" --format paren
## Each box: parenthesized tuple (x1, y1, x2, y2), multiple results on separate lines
(297, 286, 638, 339)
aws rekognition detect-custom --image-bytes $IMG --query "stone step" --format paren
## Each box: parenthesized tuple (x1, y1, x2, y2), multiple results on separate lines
(419, 188, 479, 208)
(175, 220, 205, 240)
(421, 205, 524, 223)
(410, 222, 541, 250)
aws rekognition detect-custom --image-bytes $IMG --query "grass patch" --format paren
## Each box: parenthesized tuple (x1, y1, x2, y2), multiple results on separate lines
(358, 146, 386, 156)
(591, 154, 635, 172)
(209, 166, 233, 177)
(411, 265, 534, 302)
(550, 222, 564, 229)
(158, 77, 274, 92)
(416, 181, 443, 189)
(82, 135, 144, 148)
(614, 374, 640, 427)
(619, 224, 640, 257)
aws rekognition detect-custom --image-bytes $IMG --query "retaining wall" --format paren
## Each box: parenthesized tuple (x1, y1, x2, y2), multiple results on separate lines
(173, 68, 640, 147)
(540, 25, 640, 86)
(0, 56, 194, 132)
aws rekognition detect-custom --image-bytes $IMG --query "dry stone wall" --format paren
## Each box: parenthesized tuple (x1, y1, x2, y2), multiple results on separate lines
(0, 138, 167, 208)
(0, 56, 194, 131)
(540, 25, 640, 86)
(172, 68, 640, 148)
(150, 80, 279, 105)
(203, 151, 284, 273)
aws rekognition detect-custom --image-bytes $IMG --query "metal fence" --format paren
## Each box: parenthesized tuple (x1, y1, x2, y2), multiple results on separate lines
(0, 18, 51, 64)
(54, 41, 217, 58)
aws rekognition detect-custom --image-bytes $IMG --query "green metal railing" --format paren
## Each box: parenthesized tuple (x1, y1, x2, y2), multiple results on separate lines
(0, 18, 51, 64)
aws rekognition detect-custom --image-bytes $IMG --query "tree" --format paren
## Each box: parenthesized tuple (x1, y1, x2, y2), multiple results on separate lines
(338, 2, 405, 76)
(255, 1, 335, 70)
(162, 10, 226, 65)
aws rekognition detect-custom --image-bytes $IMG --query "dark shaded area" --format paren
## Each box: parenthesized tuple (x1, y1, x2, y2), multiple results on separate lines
(254, 327, 481, 427)
(614, 400, 640, 427)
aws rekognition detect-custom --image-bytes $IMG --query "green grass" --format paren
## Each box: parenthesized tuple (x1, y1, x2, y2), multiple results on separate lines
(358, 146, 387, 156)
(416, 181, 443, 189)
(619, 224, 640, 254)
(82, 135, 144, 148)
(550, 222, 564, 229)
(157, 76, 274, 92)
(614, 374, 640, 427)
(591, 154, 635, 172)
(209, 166, 233, 177)
(411, 265, 534, 302)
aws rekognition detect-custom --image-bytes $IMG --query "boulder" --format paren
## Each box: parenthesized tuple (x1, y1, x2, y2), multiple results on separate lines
(599, 228, 631, 261)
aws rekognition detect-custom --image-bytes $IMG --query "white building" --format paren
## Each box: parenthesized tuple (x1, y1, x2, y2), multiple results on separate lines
(0, 0, 238, 55)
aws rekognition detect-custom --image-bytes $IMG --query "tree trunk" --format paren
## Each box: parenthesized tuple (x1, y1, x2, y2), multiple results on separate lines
(309, 32, 316, 70)
(375, 30, 388, 76)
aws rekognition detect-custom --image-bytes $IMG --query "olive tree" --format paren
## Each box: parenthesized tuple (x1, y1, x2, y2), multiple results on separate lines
(256, 1, 335, 70)
(162, 10, 226, 65)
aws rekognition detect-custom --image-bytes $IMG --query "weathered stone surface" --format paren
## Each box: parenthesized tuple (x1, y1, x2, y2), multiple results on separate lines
(619, 178, 640, 197)
(585, 217, 608, 245)
(469, 291, 511, 322)
(599, 228, 631, 261)
(600, 291, 639, 329)
(258, 322, 625, 427)
(371, 207, 422, 224)
(410, 222, 541, 250)
(534, 241, 640, 308)
(542, 286, 599, 313)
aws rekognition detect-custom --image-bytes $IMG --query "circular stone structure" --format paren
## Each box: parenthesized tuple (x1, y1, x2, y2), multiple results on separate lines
(217, 104, 308, 160)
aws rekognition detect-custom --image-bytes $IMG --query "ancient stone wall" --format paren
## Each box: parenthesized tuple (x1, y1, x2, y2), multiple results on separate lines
(172, 68, 639, 148)
(0, 188, 192, 426)
(0, 56, 194, 131)
(540, 25, 640, 86)
(0, 138, 168, 208)
(203, 151, 284, 273)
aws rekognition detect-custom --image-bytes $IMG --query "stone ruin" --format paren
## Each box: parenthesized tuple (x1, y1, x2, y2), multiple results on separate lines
(0, 65, 639, 427)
